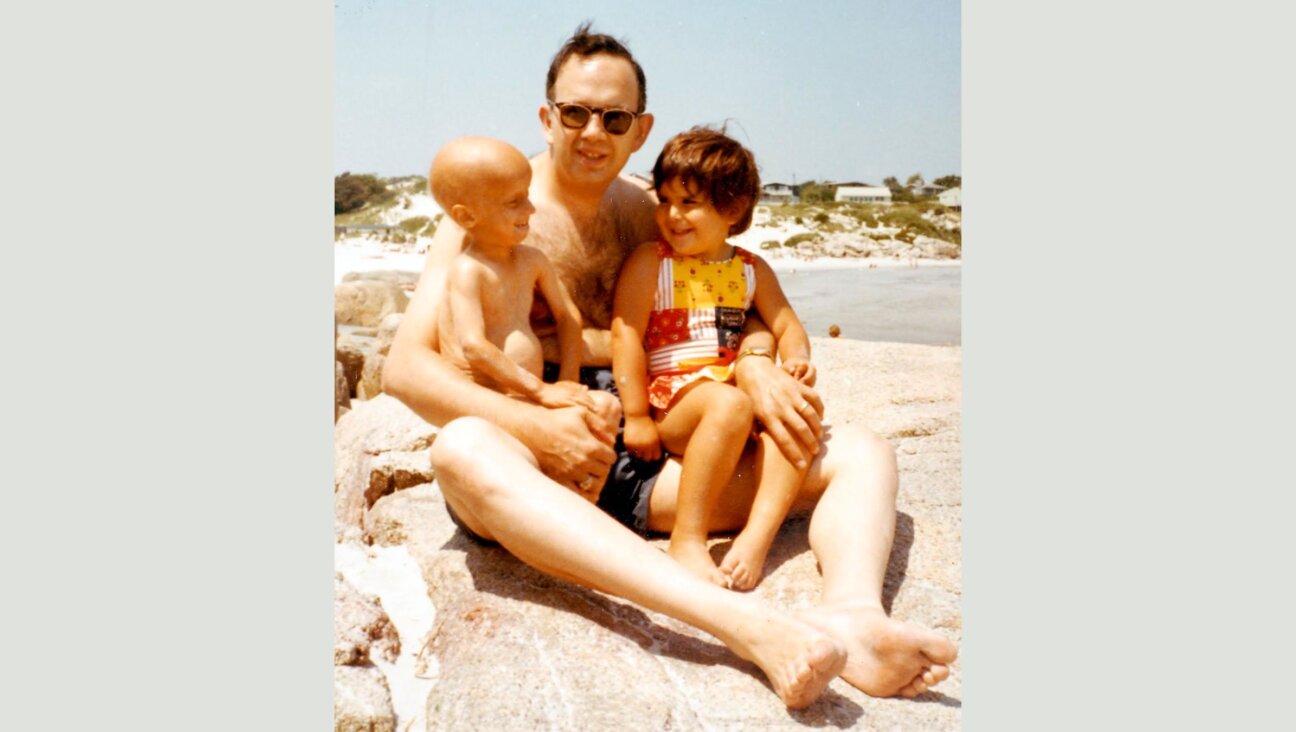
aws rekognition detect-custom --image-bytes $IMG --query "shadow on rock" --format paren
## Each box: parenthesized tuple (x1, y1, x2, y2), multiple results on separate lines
(443, 530, 748, 674)
(882, 511, 915, 613)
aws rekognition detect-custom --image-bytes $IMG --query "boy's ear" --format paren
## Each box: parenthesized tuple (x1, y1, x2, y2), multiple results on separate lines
(449, 204, 476, 230)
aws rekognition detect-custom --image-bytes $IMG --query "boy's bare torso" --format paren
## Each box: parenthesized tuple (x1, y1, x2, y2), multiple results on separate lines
(438, 246, 548, 387)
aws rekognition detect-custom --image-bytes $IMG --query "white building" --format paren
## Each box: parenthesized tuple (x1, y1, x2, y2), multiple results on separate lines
(834, 185, 892, 204)
(938, 187, 961, 209)
(760, 182, 797, 204)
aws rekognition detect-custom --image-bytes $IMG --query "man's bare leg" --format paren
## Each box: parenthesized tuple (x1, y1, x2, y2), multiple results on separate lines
(430, 416, 845, 708)
(649, 424, 959, 698)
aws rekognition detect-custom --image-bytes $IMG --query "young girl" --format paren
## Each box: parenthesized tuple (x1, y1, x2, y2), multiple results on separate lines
(612, 127, 815, 590)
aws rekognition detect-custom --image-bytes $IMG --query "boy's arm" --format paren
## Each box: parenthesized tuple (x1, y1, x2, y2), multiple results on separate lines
(530, 247, 586, 383)
(610, 242, 662, 461)
(383, 221, 615, 483)
(448, 257, 592, 410)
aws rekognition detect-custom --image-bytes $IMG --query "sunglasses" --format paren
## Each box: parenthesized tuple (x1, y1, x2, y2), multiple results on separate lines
(547, 101, 641, 136)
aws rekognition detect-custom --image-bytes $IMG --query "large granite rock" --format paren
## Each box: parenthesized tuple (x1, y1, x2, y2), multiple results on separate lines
(336, 336, 366, 398)
(334, 665, 396, 732)
(335, 361, 351, 423)
(335, 573, 400, 666)
(335, 394, 438, 536)
(357, 351, 386, 400)
(335, 280, 409, 328)
(375, 313, 402, 356)
(340, 339, 961, 730)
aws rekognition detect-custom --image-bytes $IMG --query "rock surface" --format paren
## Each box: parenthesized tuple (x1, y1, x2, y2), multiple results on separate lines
(336, 336, 366, 397)
(335, 280, 410, 328)
(335, 394, 438, 536)
(342, 269, 421, 290)
(357, 352, 386, 400)
(335, 573, 401, 666)
(335, 361, 351, 423)
(334, 665, 396, 732)
(337, 338, 961, 730)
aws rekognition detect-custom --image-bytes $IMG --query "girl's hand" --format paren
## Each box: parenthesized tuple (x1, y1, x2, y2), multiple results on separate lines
(781, 357, 816, 386)
(623, 415, 662, 462)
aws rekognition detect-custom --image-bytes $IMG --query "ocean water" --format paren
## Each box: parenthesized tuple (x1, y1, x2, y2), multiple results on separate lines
(779, 264, 961, 346)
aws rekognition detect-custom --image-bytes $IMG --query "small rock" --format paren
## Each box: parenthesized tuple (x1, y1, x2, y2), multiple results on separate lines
(828, 324, 841, 338)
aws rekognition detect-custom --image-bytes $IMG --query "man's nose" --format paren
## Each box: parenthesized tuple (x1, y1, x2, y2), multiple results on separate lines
(579, 112, 608, 140)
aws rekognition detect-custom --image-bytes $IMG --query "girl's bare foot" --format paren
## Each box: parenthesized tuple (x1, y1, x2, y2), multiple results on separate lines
(797, 602, 957, 698)
(719, 611, 848, 709)
(667, 538, 728, 587)
(719, 528, 776, 591)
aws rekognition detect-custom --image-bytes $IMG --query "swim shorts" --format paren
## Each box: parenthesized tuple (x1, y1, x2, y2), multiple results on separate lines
(446, 364, 666, 543)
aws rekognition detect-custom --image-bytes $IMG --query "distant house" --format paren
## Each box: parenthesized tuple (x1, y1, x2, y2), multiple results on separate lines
(834, 185, 892, 204)
(760, 182, 797, 204)
(915, 183, 947, 197)
(938, 187, 961, 209)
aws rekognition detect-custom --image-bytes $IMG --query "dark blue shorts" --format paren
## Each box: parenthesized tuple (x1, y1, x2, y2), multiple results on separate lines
(446, 365, 666, 543)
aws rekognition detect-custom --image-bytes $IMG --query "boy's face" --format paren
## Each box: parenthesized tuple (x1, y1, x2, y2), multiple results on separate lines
(655, 177, 741, 258)
(542, 54, 653, 189)
(468, 165, 535, 247)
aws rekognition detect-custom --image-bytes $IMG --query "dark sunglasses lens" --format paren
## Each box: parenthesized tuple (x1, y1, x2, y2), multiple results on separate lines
(602, 111, 633, 135)
(558, 105, 590, 128)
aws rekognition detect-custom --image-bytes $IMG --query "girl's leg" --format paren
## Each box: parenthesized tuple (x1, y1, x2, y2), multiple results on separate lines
(654, 381, 753, 586)
(719, 431, 807, 590)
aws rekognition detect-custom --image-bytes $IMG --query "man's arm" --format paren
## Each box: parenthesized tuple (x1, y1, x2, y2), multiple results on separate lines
(734, 314, 823, 471)
(383, 221, 616, 483)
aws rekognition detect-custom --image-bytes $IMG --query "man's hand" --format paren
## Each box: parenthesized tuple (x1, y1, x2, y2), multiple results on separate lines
(536, 381, 596, 411)
(781, 357, 817, 386)
(623, 415, 662, 462)
(735, 355, 824, 470)
(520, 405, 617, 488)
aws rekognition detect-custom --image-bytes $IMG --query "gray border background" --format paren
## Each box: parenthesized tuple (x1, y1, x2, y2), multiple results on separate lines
(6, 1, 333, 728)
(5, 1, 1293, 729)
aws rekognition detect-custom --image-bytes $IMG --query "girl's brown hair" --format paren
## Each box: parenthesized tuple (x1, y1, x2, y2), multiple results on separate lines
(652, 127, 761, 235)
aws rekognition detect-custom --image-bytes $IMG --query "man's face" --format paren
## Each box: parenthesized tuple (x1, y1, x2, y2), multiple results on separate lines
(542, 54, 653, 188)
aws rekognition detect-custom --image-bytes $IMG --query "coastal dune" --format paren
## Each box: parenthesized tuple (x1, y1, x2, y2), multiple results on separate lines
(334, 337, 962, 730)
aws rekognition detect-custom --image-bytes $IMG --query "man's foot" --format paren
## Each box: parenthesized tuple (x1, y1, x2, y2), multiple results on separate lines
(667, 538, 728, 587)
(720, 611, 847, 709)
(797, 603, 958, 698)
(718, 528, 776, 591)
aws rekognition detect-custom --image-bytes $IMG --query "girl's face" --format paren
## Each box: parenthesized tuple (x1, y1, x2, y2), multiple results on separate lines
(655, 177, 741, 260)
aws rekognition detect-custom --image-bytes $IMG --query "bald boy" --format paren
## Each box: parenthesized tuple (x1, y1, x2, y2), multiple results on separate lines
(431, 138, 617, 497)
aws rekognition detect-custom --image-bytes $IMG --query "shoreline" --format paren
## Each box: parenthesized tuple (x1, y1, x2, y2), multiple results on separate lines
(333, 238, 959, 284)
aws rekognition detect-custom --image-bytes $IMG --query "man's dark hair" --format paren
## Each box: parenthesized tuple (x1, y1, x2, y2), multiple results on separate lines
(545, 21, 647, 113)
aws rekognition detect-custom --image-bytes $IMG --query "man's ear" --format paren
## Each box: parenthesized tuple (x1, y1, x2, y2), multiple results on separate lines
(540, 104, 556, 147)
(630, 112, 654, 153)
(449, 204, 476, 230)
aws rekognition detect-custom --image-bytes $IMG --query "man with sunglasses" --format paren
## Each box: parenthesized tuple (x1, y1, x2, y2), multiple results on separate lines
(385, 23, 956, 707)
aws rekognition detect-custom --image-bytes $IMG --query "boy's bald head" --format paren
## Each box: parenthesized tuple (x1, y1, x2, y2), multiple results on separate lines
(429, 136, 531, 212)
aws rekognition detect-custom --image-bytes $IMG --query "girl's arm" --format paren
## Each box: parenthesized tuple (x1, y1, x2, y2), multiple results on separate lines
(611, 242, 663, 461)
(750, 257, 815, 383)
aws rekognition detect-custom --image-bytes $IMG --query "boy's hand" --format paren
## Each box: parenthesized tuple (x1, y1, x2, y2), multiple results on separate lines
(537, 381, 596, 411)
(781, 357, 817, 385)
(623, 415, 662, 462)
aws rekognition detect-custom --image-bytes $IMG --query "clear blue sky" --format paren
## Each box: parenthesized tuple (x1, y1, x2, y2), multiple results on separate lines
(336, 0, 960, 186)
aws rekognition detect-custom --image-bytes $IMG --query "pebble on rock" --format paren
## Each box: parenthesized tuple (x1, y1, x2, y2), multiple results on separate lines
(828, 324, 841, 338)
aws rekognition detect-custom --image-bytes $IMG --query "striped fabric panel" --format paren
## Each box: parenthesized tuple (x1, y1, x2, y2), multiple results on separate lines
(647, 340, 720, 373)
(654, 255, 673, 311)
